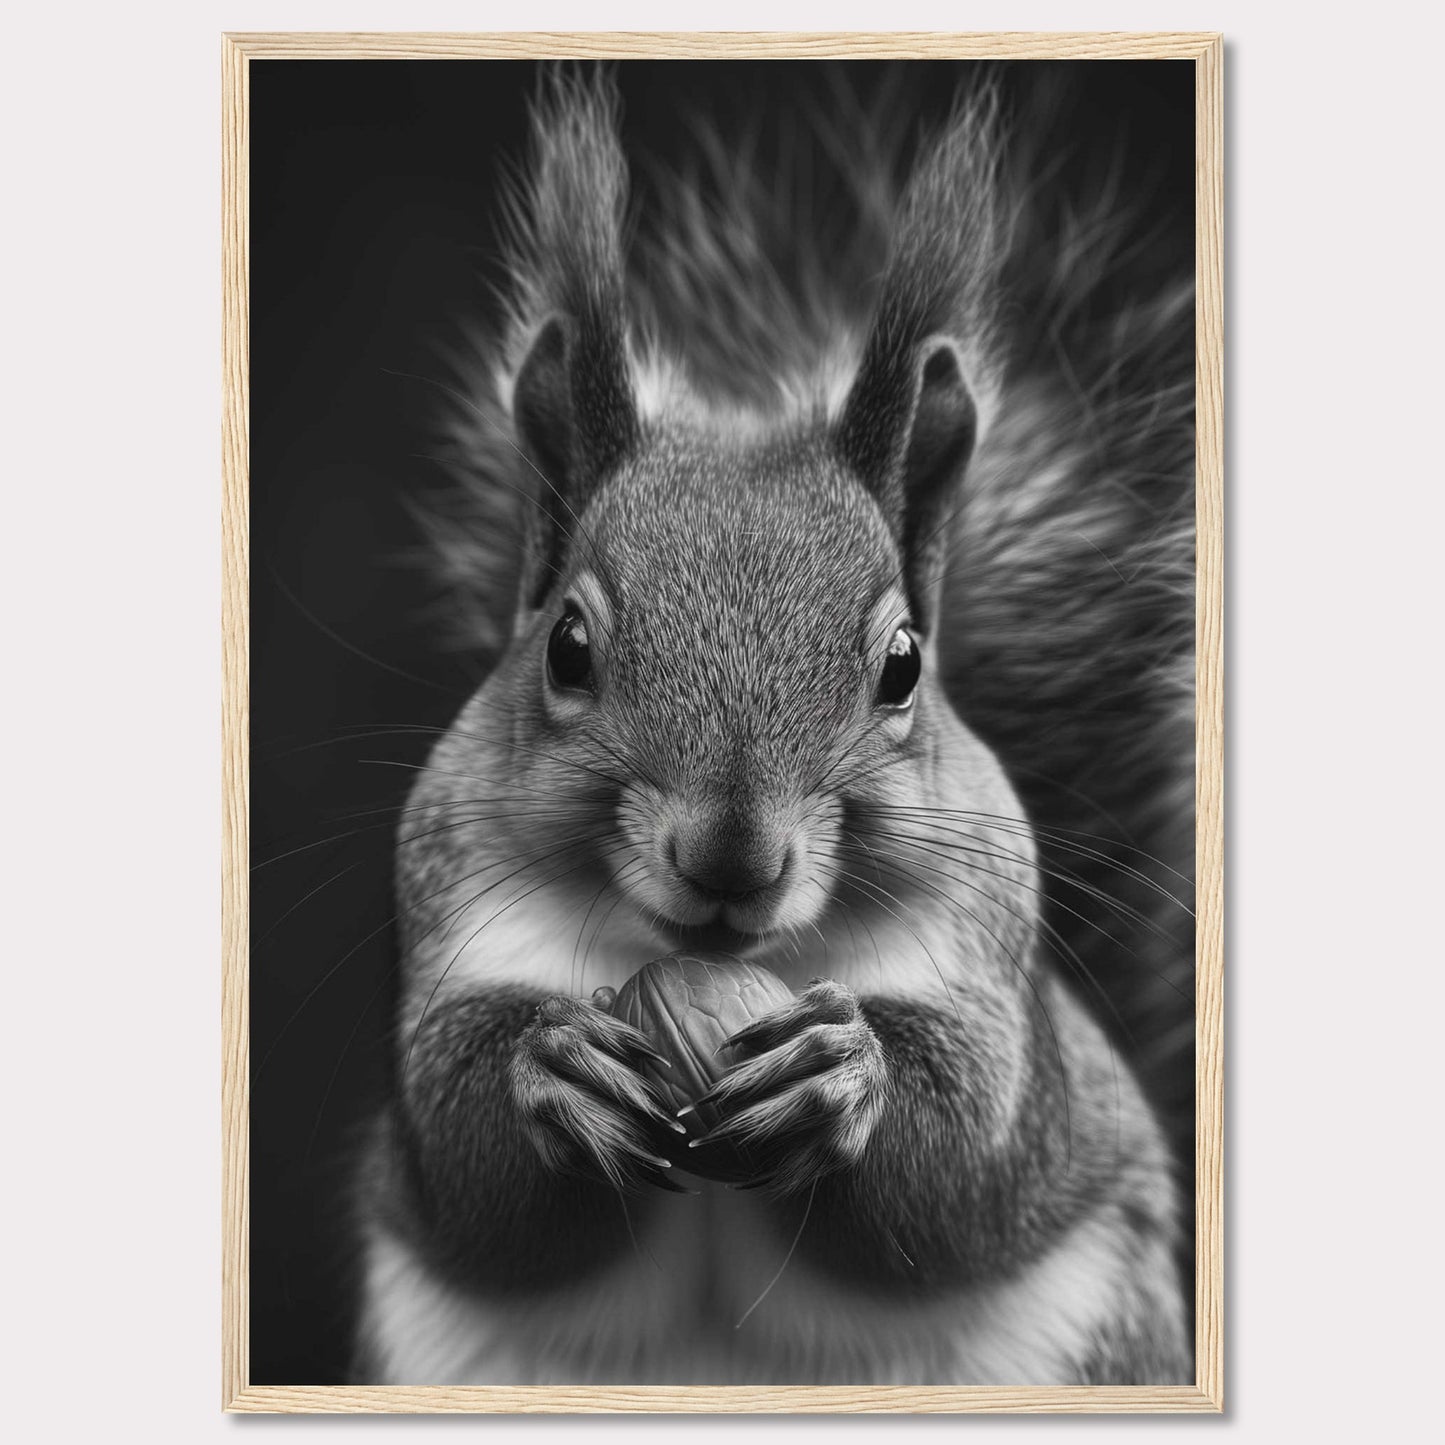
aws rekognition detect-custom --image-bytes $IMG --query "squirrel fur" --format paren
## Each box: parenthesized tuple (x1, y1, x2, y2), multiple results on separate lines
(356, 66, 1195, 1386)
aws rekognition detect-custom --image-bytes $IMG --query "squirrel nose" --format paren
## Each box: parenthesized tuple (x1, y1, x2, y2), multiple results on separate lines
(670, 826, 788, 902)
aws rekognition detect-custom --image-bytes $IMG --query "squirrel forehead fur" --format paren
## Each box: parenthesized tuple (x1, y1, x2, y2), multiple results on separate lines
(576, 428, 900, 777)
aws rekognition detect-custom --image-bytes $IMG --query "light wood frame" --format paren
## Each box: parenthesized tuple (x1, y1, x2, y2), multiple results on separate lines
(221, 30, 1223, 1415)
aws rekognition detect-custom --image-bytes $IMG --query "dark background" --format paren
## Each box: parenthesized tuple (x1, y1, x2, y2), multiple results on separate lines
(249, 58, 1193, 1385)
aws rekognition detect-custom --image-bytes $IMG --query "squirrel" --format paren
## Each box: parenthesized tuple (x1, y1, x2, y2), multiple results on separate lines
(354, 66, 1196, 1386)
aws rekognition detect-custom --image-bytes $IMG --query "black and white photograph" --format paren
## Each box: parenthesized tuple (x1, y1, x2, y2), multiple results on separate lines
(245, 48, 1211, 1395)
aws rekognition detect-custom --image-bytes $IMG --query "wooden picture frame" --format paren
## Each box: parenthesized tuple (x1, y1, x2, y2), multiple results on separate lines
(222, 29, 1223, 1414)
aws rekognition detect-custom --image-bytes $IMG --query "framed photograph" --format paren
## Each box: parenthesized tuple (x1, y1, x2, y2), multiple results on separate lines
(224, 30, 1223, 1413)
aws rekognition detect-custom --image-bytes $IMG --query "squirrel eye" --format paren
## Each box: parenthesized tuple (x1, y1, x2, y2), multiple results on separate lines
(877, 628, 921, 708)
(546, 609, 593, 692)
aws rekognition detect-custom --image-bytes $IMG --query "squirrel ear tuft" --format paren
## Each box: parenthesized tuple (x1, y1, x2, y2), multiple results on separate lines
(837, 337, 978, 632)
(512, 313, 638, 611)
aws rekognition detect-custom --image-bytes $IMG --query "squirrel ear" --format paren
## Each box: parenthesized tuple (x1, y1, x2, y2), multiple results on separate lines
(512, 312, 638, 611)
(513, 315, 573, 492)
(837, 337, 978, 632)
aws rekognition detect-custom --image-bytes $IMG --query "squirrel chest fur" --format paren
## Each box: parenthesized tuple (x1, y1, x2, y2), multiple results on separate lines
(355, 71, 1194, 1386)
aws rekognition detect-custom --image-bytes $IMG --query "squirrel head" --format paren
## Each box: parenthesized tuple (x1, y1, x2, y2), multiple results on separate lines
(501, 304, 986, 944)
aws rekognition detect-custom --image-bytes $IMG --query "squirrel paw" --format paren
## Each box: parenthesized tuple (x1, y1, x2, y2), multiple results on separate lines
(510, 995, 690, 1193)
(688, 978, 887, 1195)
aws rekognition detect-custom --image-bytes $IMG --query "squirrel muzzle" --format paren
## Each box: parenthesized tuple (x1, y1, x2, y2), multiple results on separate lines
(616, 783, 838, 942)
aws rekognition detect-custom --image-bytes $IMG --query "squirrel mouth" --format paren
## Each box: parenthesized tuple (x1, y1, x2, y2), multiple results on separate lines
(659, 919, 763, 954)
